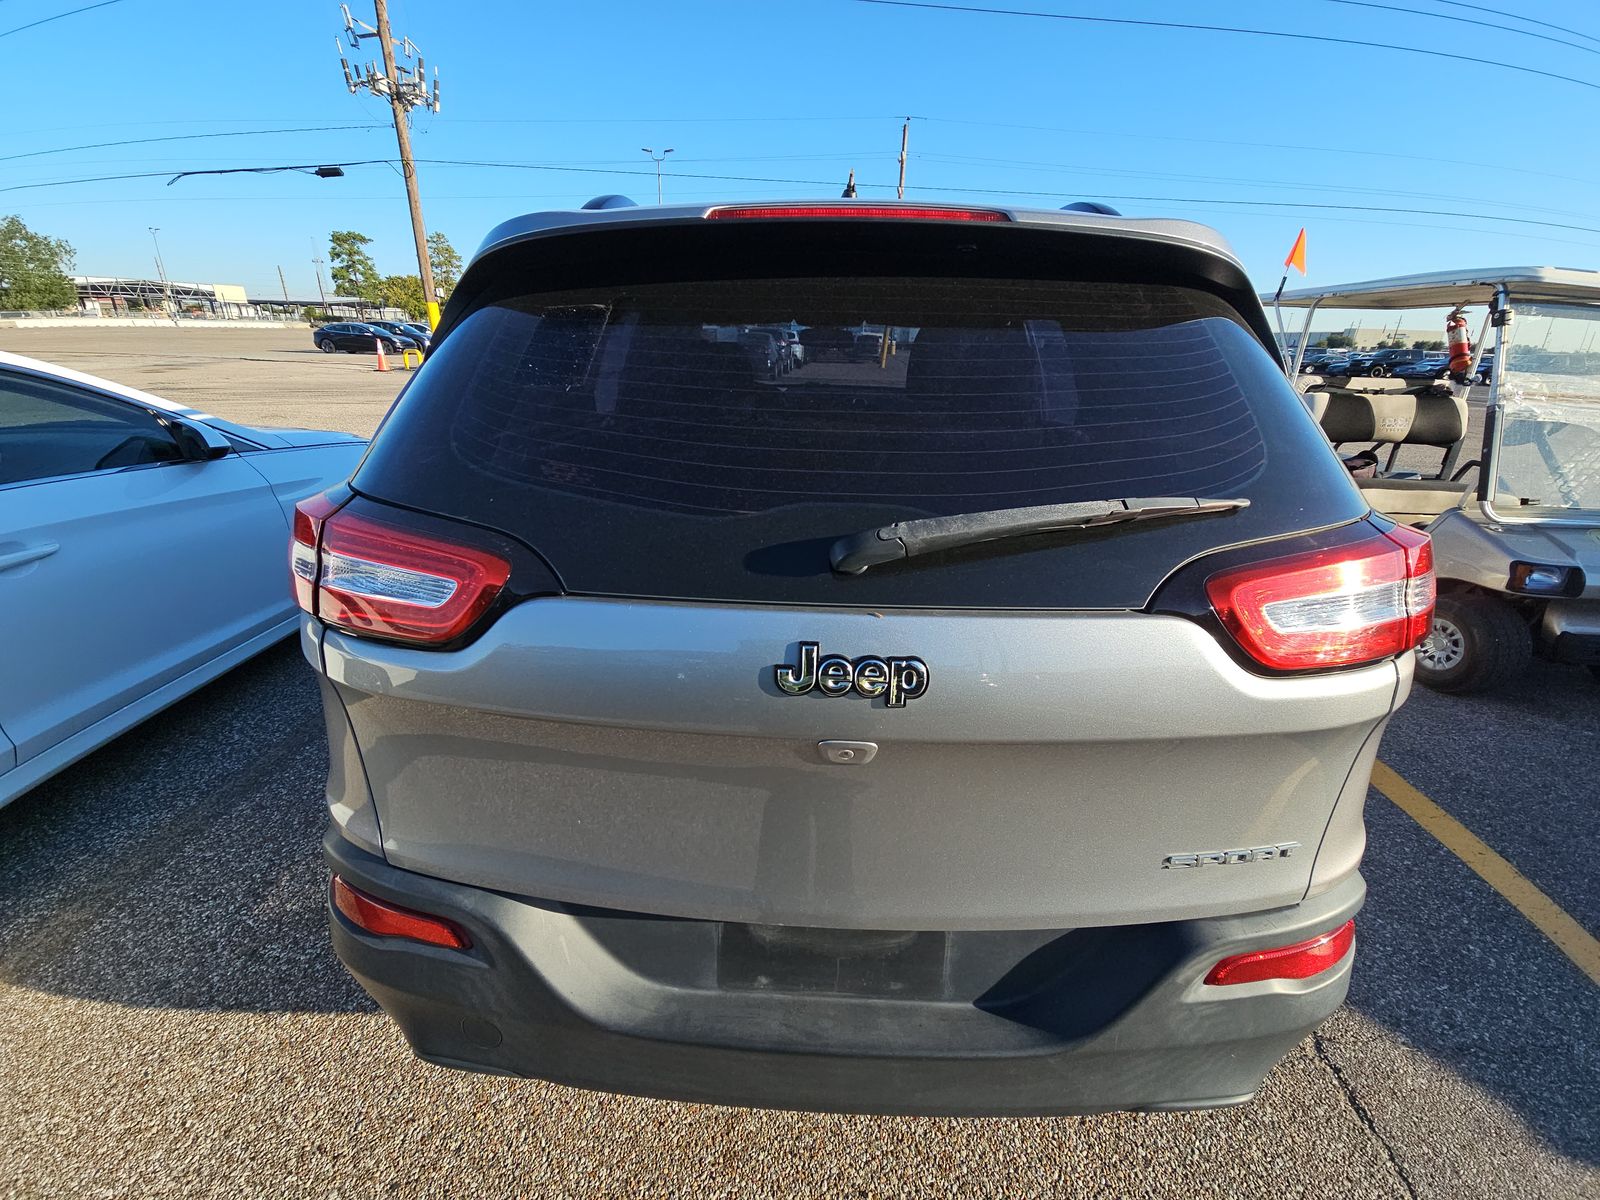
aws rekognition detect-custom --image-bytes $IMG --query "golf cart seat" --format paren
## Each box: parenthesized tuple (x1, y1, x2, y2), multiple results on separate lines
(1312, 386, 1472, 525)
(1318, 388, 1466, 448)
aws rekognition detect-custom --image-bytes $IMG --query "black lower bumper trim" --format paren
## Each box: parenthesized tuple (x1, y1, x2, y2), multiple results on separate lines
(324, 828, 1363, 1116)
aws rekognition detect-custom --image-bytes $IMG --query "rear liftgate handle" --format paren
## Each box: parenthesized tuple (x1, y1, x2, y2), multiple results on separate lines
(817, 741, 878, 765)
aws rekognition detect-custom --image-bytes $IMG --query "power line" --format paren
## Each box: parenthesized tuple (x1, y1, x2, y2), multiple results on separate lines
(920, 116, 1600, 189)
(1419, 0, 1600, 47)
(0, 0, 122, 39)
(414, 158, 1600, 239)
(17, 153, 1600, 242)
(14, 185, 1600, 252)
(849, 0, 1600, 94)
(1310, 0, 1600, 57)
(0, 125, 388, 164)
(915, 152, 1599, 221)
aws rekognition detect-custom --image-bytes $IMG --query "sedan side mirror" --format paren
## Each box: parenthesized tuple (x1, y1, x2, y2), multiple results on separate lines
(166, 417, 233, 462)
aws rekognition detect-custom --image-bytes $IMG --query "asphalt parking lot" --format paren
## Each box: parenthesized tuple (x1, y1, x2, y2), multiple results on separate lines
(1, 328, 1596, 1199)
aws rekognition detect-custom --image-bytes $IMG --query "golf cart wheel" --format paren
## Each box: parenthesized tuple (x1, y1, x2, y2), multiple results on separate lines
(318, 339, 336, 353)
(1416, 593, 1531, 694)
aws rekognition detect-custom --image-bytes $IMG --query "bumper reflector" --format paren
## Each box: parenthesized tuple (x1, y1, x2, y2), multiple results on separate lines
(1204, 919, 1354, 986)
(331, 876, 472, 950)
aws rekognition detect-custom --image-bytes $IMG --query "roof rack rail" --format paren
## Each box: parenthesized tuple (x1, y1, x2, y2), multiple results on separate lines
(581, 194, 638, 210)
(1061, 201, 1121, 216)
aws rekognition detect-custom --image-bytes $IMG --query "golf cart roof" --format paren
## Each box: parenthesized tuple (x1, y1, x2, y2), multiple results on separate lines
(1267, 266, 1600, 310)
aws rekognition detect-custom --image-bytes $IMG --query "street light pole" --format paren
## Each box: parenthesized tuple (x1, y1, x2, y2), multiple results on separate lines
(147, 226, 175, 316)
(642, 147, 674, 204)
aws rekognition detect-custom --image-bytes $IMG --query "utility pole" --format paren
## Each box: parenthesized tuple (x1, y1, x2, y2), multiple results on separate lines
(896, 118, 910, 200)
(642, 147, 674, 204)
(338, 2, 442, 327)
(148, 226, 174, 316)
(278, 266, 290, 305)
(312, 255, 329, 308)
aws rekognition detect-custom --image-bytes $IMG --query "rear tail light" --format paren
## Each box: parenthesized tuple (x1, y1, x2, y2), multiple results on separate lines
(1205, 524, 1435, 670)
(705, 203, 1009, 222)
(1204, 919, 1354, 986)
(291, 496, 510, 645)
(290, 491, 344, 612)
(331, 876, 472, 949)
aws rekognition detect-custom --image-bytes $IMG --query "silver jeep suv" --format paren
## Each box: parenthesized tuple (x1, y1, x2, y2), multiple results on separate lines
(295, 199, 1434, 1115)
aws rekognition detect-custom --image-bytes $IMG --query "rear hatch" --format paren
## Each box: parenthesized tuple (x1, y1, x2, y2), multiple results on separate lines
(320, 210, 1398, 928)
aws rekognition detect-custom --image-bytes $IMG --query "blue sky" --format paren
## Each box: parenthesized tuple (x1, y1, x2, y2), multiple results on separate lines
(6, 0, 1600, 302)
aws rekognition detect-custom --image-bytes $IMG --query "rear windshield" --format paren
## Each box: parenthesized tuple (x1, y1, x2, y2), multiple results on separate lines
(355, 275, 1362, 607)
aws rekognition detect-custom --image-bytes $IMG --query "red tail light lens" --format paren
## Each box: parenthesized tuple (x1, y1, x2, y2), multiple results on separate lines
(1205, 525, 1435, 670)
(290, 492, 344, 612)
(314, 511, 510, 645)
(1204, 919, 1354, 986)
(705, 203, 1009, 222)
(331, 876, 471, 949)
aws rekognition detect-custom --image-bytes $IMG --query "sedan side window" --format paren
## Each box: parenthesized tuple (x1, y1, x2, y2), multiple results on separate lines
(0, 372, 184, 486)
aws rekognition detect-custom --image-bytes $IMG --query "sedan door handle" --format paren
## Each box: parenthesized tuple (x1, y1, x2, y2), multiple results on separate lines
(0, 542, 60, 572)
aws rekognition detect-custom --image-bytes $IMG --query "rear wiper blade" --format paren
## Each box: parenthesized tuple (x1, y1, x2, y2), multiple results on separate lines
(829, 497, 1250, 575)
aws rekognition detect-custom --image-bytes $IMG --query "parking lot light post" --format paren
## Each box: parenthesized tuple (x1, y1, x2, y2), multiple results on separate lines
(642, 147, 674, 204)
(148, 226, 174, 316)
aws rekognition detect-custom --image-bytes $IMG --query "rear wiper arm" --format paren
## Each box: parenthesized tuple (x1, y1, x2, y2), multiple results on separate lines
(829, 497, 1250, 575)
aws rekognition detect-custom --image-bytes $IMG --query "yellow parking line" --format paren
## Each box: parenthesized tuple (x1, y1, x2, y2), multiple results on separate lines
(1371, 761, 1600, 988)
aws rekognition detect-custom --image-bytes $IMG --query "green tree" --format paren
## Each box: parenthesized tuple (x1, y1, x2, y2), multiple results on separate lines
(1323, 332, 1353, 348)
(328, 230, 381, 304)
(427, 231, 461, 296)
(379, 274, 426, 318)
(1412, 339, 1445, 351)
(0, 215, 76, 310)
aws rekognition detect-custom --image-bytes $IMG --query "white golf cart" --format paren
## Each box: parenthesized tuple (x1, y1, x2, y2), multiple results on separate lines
(1271, 267, 1600, 693)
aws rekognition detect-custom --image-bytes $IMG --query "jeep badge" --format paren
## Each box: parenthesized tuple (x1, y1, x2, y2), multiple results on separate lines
(775, 643, 929, 707)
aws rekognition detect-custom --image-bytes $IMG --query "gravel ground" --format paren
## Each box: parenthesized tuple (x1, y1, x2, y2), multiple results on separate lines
(0, 329, 1594, 1199)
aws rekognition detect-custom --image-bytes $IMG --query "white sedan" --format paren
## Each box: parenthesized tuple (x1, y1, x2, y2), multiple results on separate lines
(0, 350, 367, 809)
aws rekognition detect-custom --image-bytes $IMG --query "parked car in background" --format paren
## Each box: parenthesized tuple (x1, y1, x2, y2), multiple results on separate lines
(797, 326, 854, 361)
(737, 329, 782, 378)
(1299, 349, 1350, 374)
(0, 350, 366, 809)
(746, 325, 804, 369)
(399, 322, 434, 346)
(313, 322, 422, 355)
(299, 198, 1430, 1117)
(1344, 347, 1432, 376)
(1393, 356, 1451, 382)
(368, 320, 429, 350)
(849, 329, 885, 361)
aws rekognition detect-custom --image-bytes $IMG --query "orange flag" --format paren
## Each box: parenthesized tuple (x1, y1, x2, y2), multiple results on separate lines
(1285, 227, 1307, 275)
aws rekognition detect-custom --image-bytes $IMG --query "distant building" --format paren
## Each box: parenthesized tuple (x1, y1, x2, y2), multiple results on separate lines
(71, 277, 408, 322)
(1278, 325, 1447, 352)
(75, 276, 256, 318)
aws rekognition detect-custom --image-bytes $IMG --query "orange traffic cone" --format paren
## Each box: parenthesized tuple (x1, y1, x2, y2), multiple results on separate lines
(374, 337, 389, 372)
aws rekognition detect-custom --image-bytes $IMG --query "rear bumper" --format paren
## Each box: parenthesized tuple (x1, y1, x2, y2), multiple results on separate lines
(325, 830, 1364, 1116)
